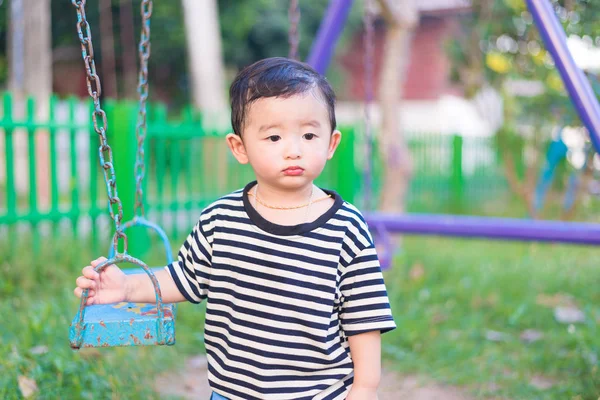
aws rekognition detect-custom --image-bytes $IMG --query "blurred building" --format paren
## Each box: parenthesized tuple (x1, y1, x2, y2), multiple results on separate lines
(52, 0, 494, 137)
(339, 0, 469, 101)
(335, 0, 500, 138)
(53, 46, 88, 98)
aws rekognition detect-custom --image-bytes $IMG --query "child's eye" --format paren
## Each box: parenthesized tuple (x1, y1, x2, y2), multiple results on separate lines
(303, 133, 316, 140)
(267, 135, 281, 142)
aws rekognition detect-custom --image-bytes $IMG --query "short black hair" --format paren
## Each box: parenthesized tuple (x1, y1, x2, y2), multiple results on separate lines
(229, 57, 336, 136)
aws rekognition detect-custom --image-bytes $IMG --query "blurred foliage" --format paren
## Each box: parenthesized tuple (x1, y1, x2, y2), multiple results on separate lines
(446, 0, 600, 216)
(448, 0, 600, 125)
(218, 0, 361, 69)
(0, 0, 364, 105)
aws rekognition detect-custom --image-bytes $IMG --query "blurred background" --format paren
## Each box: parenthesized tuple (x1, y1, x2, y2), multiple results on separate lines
(1, 0, 600, 399)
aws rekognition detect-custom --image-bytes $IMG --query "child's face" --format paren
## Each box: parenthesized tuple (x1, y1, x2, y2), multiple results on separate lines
(226, 91, 341, 190)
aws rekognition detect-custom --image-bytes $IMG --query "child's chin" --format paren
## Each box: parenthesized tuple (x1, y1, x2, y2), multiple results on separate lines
(277, 177, 312, 187)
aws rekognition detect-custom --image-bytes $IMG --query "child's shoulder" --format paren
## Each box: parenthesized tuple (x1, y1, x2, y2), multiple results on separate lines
(199, 187, 246, 219)
(332, 197, 376, 249)
(321, 192, 372, 239)
(336, 197, 368, 225)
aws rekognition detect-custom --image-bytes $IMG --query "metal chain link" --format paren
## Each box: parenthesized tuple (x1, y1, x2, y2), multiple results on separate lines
(363, 0, 375, 210)
(134, 0, 153, 218)
(288, 0, 300, 60)
(71, 0, 127, 254)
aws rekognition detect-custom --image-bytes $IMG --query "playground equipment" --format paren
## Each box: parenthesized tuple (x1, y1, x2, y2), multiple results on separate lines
(307, 0, 600, 249)
(69, 0, 600, 348)
(69, 0, 304, 348)
(361, 0, 397, 268)
(534, 72, 599, 217)
(533, 133, 593, 217)
(69, 0, 175, 349)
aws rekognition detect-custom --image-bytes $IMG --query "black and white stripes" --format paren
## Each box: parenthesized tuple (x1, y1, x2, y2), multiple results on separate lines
(167, 182, 396, 400)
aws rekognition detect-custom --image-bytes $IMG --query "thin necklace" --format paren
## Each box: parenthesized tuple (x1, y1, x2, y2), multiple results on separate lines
(304, 187, 314, 223)
(249, 185, 331, 210)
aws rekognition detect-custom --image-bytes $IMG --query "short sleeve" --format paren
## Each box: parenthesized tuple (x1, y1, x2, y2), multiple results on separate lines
(166, 217, 212, 304)
(339, 244, 396, 336)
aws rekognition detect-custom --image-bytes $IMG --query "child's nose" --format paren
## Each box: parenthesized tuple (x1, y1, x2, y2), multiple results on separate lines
(284, 139, 302, 159)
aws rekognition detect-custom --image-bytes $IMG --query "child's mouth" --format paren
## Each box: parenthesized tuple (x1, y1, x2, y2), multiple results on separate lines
(283, 166, 304, 176)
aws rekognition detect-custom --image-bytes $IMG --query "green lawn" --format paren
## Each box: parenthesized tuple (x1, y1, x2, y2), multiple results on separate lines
(1, 238, 206, 400)
(1, 231, 599, 399)
(383, 237, 600, 399)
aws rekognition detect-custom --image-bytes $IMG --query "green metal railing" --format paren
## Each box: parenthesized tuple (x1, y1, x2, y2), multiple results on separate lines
(404, 134, 507, 212)
(0, 93, 507, 255)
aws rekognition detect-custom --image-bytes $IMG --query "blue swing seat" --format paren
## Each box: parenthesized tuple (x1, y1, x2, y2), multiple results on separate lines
(70, 218, 176, 349)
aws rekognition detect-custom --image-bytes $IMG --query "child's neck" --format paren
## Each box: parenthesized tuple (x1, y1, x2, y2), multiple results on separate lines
(253, 181, 314, 208)
(249, 181, 334, 226)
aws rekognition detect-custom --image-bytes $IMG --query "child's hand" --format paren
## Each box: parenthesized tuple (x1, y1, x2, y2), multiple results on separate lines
(74, 257, 128, 305)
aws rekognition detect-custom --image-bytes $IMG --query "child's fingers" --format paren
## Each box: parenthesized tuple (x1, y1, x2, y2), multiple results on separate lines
(90, 257, 108, 268)
(76, 275, 97, 290)
(74, 287, 91, 300)
(81, 265, 100, 280)
(74, 287, 96, 305)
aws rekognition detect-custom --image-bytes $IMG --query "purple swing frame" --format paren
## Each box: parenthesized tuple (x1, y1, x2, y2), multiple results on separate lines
(307, 0, 600, 248)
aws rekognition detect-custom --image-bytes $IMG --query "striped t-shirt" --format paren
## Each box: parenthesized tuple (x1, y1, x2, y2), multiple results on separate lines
(167, 182, 396, 400)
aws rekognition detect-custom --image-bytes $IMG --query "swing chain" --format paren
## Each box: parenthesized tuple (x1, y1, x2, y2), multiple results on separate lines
(71, 0, 127, 254)
(134, 0, 153, 218)
(288, 0, 300, 60)
(363, 0, 375, 210)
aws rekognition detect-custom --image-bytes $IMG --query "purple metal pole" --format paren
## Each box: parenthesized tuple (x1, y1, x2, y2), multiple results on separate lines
(356, 0, 600, 249)
(527, 0, 600, 153)
(306, 0, 354, 74)
(365, 213, 600, 245)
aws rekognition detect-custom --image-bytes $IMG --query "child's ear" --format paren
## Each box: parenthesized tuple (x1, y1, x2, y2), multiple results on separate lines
(226, 133, 249, 164)
(327, 130, 342, 160)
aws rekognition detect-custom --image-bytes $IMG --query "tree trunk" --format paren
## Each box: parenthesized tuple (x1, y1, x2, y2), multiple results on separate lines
(560, 152, 593, 221)
(377, 0, 418, 214)
(99, 0, 118, 99)
(499, 142, 538, 217)
(181, 0, 227, 129)
(119, 0, 138, 99)
(7, 0, 52, 207)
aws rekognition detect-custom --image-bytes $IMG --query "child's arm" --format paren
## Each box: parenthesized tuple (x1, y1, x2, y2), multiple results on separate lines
(74, 257, 187, 305)
(346, 330, 382, 400)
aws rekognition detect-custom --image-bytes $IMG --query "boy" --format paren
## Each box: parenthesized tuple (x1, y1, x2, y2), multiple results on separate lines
(75, 57, 396, 400)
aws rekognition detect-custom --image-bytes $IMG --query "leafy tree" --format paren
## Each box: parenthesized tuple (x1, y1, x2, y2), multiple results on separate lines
(46, 0, 363, 106)
(447, 0, 600, 218)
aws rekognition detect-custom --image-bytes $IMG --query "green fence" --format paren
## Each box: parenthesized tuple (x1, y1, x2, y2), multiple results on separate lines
(0, 93, 508, 255)
(404, 134, 508, 212)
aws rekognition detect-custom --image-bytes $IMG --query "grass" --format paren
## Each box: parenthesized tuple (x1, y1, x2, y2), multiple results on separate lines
(382, 237, 600, 399)
(1, 211, 599, 399)
(0, 236, 206, 400)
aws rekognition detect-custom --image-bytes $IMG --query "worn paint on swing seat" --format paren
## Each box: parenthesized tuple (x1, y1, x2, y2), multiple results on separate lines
(70, 261, 176, 349)
(69, 297, 176, 348)
(69, 252, 176, 349)
(68, 0, 178, 349)
(69, 215, 176, 348)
